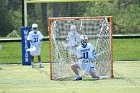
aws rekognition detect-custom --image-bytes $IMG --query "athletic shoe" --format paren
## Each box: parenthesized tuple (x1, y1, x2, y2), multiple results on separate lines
(75, 77, 82, 80)
(31, 62, 34, 68)
(98, 76, 102, 80)
(39, 65, 44, 68)
(31, 64, 34, 68)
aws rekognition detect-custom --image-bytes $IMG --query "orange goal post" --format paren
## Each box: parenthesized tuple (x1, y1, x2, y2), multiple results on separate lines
(48, 16, 113, 80)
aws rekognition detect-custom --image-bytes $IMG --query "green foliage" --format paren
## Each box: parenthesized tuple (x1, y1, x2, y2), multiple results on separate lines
(9, 10, 22, 35)
(0, 1, 14, 36)
(0, 0, 140, 36)
(83, 1, 140, 34)
(0, 0, 22, 36)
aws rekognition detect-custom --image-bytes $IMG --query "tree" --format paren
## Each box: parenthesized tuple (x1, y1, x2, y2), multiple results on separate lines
(82, 1, 140, 34)
(0, 0, 13, 36)
(41, 3, 48, 35)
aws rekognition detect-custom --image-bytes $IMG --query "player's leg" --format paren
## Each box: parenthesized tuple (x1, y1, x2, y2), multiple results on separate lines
(36, 47, 43, 68)
(67, 46, 76, 62)
(89, 67, 102, 80)
(71, 62, 82, 80)
(70, 46, 77, 62)
(37, 55, 43, 68)
(30, 47, 36, 68)
(31, 55, 34, 68)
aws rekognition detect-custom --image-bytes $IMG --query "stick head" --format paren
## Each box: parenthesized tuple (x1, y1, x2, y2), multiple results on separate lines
(27, 46, 36, 52)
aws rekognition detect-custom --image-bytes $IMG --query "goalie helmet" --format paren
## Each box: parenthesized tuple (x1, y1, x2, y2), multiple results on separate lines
(80, 35, 88, 48)
(32, 23, 38, 33)
(70, 25, 76, 31)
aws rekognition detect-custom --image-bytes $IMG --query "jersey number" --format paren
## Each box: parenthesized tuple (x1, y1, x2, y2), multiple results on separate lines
(83, 52, 88, 59)
(33, 37, 38, 42)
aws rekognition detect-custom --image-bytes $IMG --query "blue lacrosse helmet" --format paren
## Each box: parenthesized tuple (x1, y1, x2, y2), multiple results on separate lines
(80, 35, 88, 48)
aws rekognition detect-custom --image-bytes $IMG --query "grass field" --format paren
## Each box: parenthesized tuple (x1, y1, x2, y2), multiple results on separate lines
(113, 38, 140, 61)
(0, 38, 140, 93)
(0, 41, 49, 64)
(0, 38, 140, 64)
(0, 62, 140, 93)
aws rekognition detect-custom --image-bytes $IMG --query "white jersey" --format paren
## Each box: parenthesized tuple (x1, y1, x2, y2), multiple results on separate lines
(76, 43, 97, 60)
(66, 31, 81, 47)
(27, 31, 43, 46)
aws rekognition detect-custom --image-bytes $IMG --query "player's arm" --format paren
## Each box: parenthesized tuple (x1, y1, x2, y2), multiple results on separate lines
(92, 49, 97, 58)
(76, 47, 82, 59)
(27, 33, 34, 46)
(37, 32, 44, 46)
(88, 44, 97, 59)
(40, 32, 44, 40)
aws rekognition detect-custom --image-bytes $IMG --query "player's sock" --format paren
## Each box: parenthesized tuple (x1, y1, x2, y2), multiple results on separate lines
(39, 62, 43, 68)
(74, 73, 82, 80)
(93, 74, 102, 80)
(75, 75, 82, 80)
(98, 76, 103, 80)
(31, 62, 34, 68)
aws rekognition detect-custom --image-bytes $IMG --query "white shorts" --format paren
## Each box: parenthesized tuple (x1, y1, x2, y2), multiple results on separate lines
(30, 46, 41, 56)
(77, 59, 95, 73)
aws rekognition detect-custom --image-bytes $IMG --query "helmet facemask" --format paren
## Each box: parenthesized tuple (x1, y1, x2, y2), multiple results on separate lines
(32, 27, 38, 33)
(80, 35, 88, 48)
(81, 39, 88, 46)
(32, 24, 38, 33)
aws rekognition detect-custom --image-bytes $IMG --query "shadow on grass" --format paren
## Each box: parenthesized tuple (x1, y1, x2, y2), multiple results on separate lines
(53, 76, 104, 81)
(112, 77, 125, 79)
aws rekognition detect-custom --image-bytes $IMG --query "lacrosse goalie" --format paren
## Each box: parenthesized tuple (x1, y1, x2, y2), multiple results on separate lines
(71, 35, 102, 80)
(66, 25, 81, 61)
(27, 23, 43, 68)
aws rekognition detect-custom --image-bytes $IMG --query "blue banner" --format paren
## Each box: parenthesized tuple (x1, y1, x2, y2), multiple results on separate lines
(21, 27, 31, 65)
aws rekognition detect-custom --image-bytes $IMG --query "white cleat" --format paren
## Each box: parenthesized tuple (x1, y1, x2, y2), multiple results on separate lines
(98, 76, 103, 80)
(39, 65, 44, 68)
(32, 64, 34, 68)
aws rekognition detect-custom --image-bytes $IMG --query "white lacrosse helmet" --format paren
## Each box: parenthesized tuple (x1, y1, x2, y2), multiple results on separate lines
(80, 35, 88, 48)
(32, 23, 38, 33)
(70, 25, 76, 31)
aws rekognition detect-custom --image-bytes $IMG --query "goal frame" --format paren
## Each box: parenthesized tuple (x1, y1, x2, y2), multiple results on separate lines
(48, 16, 113, 80)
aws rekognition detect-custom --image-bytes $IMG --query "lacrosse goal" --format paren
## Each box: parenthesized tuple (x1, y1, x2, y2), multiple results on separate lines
(48, 16, 113, 80)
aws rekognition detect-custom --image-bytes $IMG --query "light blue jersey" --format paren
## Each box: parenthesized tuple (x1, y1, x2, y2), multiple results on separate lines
(27, 31, 43, 46)
(76, 43, 96, 60)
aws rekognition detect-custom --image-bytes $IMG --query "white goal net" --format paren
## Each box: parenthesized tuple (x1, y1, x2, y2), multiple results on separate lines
(48, 17, 113, 80)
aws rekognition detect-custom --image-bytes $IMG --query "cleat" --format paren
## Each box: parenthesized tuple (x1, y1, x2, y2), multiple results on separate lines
(31, 62, 34, 68)
(39, 65, 44, 68)
(74, 77, 82, 80)
(32, 64, 34, 68)
(97, 76, 102, 80)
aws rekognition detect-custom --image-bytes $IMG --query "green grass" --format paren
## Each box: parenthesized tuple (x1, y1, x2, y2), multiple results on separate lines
(113, 38, 140, 61)
(0, 38, 140, 64)
(0, 41, 50, 64)
(0, 62, 140, 93)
